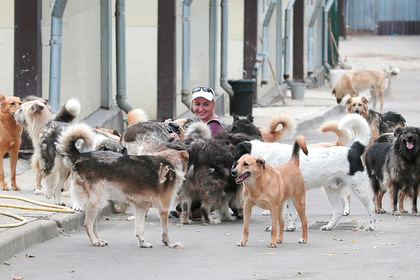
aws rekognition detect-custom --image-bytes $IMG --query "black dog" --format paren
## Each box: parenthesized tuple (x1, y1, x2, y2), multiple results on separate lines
(365, 126, 420, 215)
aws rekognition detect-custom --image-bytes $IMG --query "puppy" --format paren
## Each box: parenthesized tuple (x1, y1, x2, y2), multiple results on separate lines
(332, 68, 399, 112)
(365, 126, 420, 215)
(345, 96, 405, 147)
(57, 123, 189, 248)
(234, 114, 376, 231)
(232, 136, 308, 247)
(0, 94, 23, 191)
(229, 112, 295, 142)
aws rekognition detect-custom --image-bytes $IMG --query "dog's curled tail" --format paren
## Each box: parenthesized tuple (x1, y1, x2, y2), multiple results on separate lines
(320, 121, 351, 146)
(387, 67, 400, 77)
(260, 112, 296, 142)
(57, 123, 95, 167)
(185, 121, 212, 139)
(290, 135, 308, 165)
(54, 98, 81, 123)
(339, 114, 371, 148)
(127, 108, 150, 126)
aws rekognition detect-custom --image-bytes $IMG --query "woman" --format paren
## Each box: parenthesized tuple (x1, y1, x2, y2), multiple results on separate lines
(191, 86, 227, 137)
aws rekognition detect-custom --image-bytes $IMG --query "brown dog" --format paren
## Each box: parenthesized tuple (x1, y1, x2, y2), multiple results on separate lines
(332, 68, 399, 112)
(231, 136, 308, 248)
(0, 94, 23, 191)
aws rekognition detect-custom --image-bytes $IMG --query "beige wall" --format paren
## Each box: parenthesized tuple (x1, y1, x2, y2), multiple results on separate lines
(0, 0, 14, 96)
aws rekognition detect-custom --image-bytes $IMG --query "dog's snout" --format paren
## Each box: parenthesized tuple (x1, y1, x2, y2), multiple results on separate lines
(337, 98, 342, 104)
(231, 162, 238, 177)
(355, 109, 360, 114)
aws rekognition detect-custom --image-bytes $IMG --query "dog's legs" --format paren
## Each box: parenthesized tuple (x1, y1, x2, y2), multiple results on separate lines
(341, 190, 350, 216)
(44, 173, 56, 199)
(9, 148, 20, 191)
(411, 185, 419, 215)
(390, 182, 401, 216)
(180, 199, 192, 224)
(200, 200, 220, 225)
(270, 205, 280, 247)
(84, 191, 107, 246)
(236, 200, 253, 247)
(284, 200, 297, 232)
(348, 178, 376, 231)
(134, 204, 153, 248)
(369, 88, 378, 111)
(0, 153, 9, 190)
(398, 191, 408, 213)
(219, 193, 236, 221)
(291, 194, 308, 244)
(321, 186, 345, 231)
(157, 203, 182, 249)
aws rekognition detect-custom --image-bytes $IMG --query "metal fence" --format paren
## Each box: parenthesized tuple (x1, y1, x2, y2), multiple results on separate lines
(345, 0, 420, 35)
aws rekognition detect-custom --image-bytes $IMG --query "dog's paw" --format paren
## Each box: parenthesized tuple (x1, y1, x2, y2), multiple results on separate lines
(140, 242, 153, 248)
(342, 210, 350, 216)
(93, 240, 108, 247)
(126, 215, 135, 222)
(34, 189, 43, 195)
(412, 211, 419, 216)
(320, 225, 333, 231)
(169, 242, 183, 249)
(285, 225, 296, 232)
(264, 226, 272, 232)
(392, 210, 401, 216)
(262, 210, 271, 216)
(1, 184, 10, 191)
(399, 209, 408, 213)
(209, 217, 221, 225)
(298, 238, 307, 244)
(375, 208, 387, 214)
(267, 243, 277, 248)
(236, 241, 247, 247)
(12, 185, 21, 191)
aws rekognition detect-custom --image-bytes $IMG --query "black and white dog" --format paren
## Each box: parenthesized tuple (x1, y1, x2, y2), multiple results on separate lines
(233, 114, 376, 231)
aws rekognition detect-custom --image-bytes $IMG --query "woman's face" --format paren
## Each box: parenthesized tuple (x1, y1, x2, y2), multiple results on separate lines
(192, 97, 215, 122)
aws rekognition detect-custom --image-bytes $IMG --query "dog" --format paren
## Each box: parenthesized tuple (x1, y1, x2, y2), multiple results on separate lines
(345, 96, 405, 147)
(0, 94, 23, 191)
(233, 114, 376, 231)
(365, 126, 420, 215)
(232, 135, 308, 247)
(308, 120, 351, 148)
(229, 112, 295, 142)
(57, 123, 189, 248)
(332, 68, 399, 112)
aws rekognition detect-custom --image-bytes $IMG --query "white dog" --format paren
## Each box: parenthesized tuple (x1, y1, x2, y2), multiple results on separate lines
(233, 114, 376, 231)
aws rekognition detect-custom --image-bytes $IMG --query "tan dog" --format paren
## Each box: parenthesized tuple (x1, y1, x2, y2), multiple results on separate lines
(231, 136, 308, 247)
(260, 112, 295, 142)
(332, 68, 399, 112)
(0, 94, 23, 191)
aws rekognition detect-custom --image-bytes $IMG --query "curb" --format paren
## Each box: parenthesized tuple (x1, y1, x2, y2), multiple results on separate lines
(296, 104, 346, 133)
(0, 203, 113, 263)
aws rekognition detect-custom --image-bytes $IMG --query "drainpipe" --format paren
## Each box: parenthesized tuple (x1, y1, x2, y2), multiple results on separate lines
(220, 0, 234, 97)
(115, 0, 133, 113)
(209, 0, 218, 91)
(261, 0, 277, 85)
(48, 0, 68, 113)
(181, 0, 193, 108)
(307, 0, 322, 83)
(276, 0, 283, 84)
(323, 0, 335, 72)
(283, 0, 296, 86)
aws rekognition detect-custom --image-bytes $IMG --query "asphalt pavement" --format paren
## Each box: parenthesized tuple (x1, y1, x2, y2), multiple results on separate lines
(1, 35, 420, 280)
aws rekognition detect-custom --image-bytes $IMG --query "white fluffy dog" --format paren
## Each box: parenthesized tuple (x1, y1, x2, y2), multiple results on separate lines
(233, 114, 376, 231)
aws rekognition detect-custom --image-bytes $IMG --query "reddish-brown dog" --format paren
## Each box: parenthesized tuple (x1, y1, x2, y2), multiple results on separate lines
(0, 94, 23, 191)
(231, 136, 308, 248)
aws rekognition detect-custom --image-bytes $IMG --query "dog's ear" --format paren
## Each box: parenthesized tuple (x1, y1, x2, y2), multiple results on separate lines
(345, 97, 352, 105)
(177, 150, 190, 163)
(232, 113, 239, 122)
(32, 103, 45, 113)
(361, 96, 369, 104)
(246, 114, 254, 123)
(233, 142, 252, 161)
(0, 94, 5, 102)
(394, 127, 403, 137)
(256, 157, 265, 169)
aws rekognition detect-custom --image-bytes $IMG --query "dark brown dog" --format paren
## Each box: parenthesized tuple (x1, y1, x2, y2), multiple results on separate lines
(231, 136, 308, 247)
(58, 123, 189, 248)
(0, 94, 23, 191)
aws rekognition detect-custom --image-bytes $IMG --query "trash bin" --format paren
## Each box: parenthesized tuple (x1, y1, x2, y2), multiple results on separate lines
(228, 79, 256, 116)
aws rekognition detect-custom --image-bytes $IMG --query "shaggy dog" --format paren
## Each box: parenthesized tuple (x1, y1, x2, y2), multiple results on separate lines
(332, 68, 399, 112)
(365, 126, 420, 215)
(229, 112, 295, 142)
(233, 114, 376, 231)
(0, 94, 23, 191)
(57, 123, 188, 248)
(345, 96, 405, 147)
(232, 136, 308, 247)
